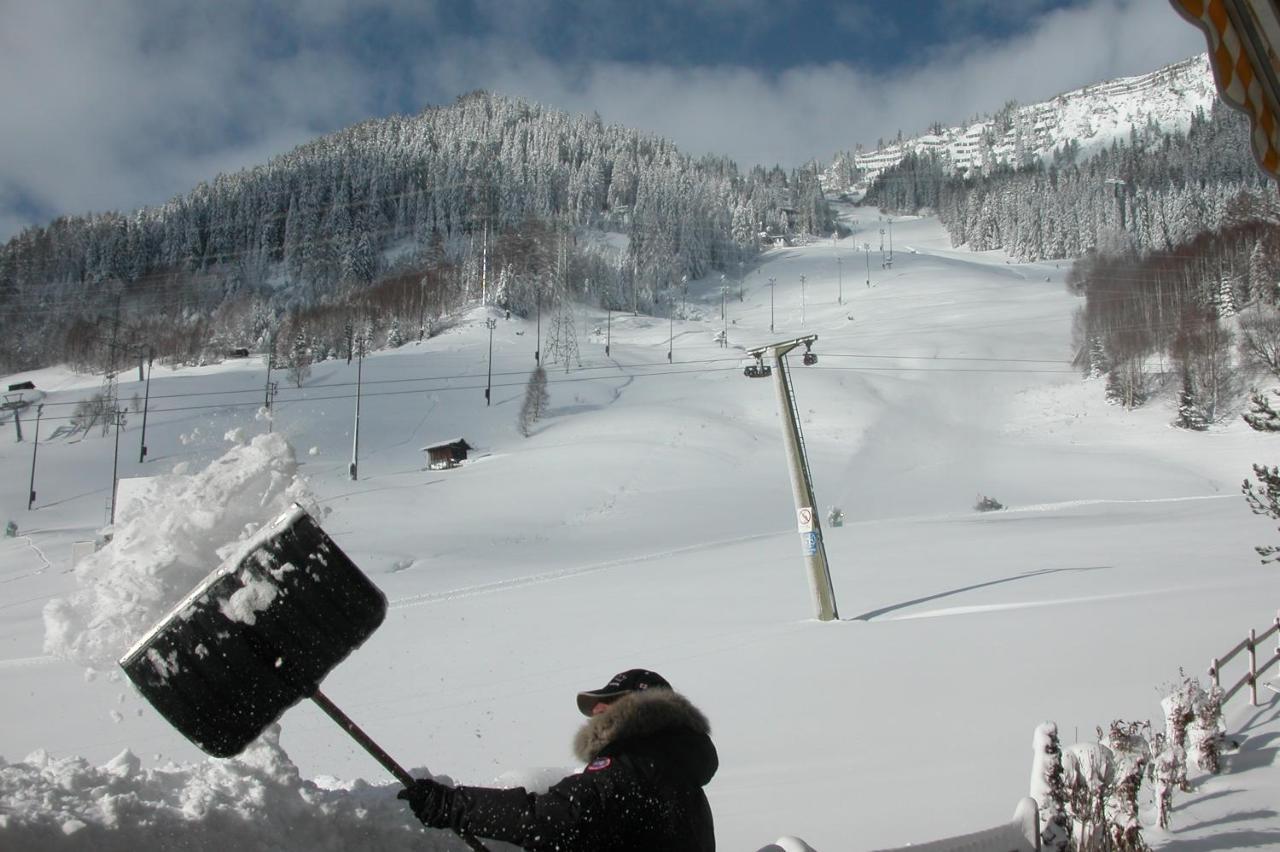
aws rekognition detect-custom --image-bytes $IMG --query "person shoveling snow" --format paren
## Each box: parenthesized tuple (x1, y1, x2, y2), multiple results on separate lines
(398, 668, 718, 851)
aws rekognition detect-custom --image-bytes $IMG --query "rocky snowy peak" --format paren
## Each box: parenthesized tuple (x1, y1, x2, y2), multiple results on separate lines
(826, 54, 1217, 194)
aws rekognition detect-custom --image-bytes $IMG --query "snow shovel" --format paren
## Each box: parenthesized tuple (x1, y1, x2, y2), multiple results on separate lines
(119, 504, 488, 852)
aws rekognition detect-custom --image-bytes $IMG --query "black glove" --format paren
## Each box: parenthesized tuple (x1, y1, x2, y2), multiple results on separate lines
(397, 778, 452, 827)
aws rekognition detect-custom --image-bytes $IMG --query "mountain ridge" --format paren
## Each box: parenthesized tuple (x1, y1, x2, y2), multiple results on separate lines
(823, 54, 1217, 195)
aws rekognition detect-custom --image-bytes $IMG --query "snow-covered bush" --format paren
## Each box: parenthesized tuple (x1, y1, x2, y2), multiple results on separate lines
(1029, 722, 1071, 852)
(1100, 721, 1151, 851)
(1063, 742, 1115, 851)
(1149, 731, 1184, 830)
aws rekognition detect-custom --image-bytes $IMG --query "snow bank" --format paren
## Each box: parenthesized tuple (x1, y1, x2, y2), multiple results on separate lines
(42, 433, 321, 670)
(0, 726, 466, 851)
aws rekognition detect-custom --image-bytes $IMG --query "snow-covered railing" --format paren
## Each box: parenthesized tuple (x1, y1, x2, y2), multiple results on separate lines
(1208, 610, 1280, 706)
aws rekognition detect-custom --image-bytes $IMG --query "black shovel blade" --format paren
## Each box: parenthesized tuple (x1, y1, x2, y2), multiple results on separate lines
(119, 505, 387, 758)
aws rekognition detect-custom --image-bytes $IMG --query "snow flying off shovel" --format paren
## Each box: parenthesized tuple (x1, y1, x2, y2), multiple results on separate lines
(118, 504, 409, 779)
(119, 505, 490, 851)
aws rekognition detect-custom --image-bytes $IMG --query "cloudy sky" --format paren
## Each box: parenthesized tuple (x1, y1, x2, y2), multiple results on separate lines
(0, 0, 1206, 241)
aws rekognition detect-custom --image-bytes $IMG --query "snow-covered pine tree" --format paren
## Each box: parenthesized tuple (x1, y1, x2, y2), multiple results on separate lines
(1243, 462, 1280, 562)
(1242, 390, 1280, 431)
(386, 318, 404, 349)
(518, 366, 550, 437)
(287, 330, 311, 387)
(1175, 368, 1209, 430)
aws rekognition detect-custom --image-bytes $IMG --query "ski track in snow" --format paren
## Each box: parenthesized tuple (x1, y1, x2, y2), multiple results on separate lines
(884, 583, 1227, 622)
(0, 655, 55, 669)
(389, 528, 785, 608)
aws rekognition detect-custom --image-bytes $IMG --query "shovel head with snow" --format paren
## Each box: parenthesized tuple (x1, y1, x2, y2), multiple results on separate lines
(120, 504, 392, 760)
(119, 505, 490, 852)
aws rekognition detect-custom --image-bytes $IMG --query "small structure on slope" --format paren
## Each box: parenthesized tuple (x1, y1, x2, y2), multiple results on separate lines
(422, 438, 473, 470)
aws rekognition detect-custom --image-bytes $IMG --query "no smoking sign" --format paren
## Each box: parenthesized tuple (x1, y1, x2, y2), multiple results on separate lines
(796, 507, 815, 532)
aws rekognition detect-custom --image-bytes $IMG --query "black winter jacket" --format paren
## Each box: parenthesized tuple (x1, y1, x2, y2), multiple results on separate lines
(430, 688, 717, 851)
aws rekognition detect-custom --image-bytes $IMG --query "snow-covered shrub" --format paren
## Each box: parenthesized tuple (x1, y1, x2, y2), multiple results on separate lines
(1063, 742, 1115, 852)
(1100, 721, 1151, 851)
(1160, 679, 1195, 792)
(1029, 722, 1071, 852)
(1162, 674, 1223, 778)
(974, 494, 1004, 512)
(1149, 731, 1184, 830)
(1189, 684, 1225, 775)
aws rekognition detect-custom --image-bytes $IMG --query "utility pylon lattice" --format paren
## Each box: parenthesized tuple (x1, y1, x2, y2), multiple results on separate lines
(543, 294, 580, 372)
(96, 297, 123, 436)
(543, 236, 580, 372)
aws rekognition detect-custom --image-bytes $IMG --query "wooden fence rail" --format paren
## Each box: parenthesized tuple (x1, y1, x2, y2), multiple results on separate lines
(1209, 611, 1280, 706)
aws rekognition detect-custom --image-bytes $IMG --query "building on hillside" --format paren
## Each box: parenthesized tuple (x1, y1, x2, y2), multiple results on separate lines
(422, 438, 473, 470)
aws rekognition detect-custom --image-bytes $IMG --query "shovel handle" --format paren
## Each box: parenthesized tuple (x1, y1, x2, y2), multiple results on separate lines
(311, 689, 415, 786)
(310, 690, 490, 852)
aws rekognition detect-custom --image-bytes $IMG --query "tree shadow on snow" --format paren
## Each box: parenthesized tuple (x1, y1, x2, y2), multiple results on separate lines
(847, 565, 1110, 622)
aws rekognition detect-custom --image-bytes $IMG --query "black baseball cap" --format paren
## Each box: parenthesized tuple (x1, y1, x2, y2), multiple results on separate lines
(576, 669, 672, 716)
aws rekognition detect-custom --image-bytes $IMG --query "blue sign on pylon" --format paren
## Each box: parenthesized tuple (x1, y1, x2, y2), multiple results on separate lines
(800, 531, 819, 556)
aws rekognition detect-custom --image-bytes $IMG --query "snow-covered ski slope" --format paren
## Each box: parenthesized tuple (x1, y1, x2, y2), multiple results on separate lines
(3, 206, 1279, 850)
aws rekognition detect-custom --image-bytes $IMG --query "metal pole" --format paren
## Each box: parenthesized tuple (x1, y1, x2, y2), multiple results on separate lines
(110, 409, 123, 526)
(769, 277, 776, 332)
(139, 347, 153, 462)
(605, 306, 611, 357)
(668, 292, 674, 363)
(865, 245, 871, 288)
(11, 405, 21, 442)
(837, 256, 843, 305)
(485, 318, 496, 405)
(722, 285, 728, 347)
(265, 334, 274, 406)
(800, 275, 806, 326)
(350, 342, 363, 481)
(535, 287, 542, 365)
(28, 404, 42, 510)
(768, 345, 838, 621)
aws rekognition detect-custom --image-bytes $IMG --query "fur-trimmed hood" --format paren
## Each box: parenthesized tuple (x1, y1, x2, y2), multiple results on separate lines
(573, 688, 717, 787)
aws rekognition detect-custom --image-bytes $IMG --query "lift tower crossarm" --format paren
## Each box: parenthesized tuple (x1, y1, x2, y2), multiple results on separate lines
(745, 333, 839, 621)
(745, 334, 817, 361)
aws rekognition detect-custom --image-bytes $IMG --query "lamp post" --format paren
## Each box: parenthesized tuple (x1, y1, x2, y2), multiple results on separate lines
(349, 338, 363, 481)
(768, 277, 776, 332)
(668, 290, 675, 363)
(605, 305, 612, 357)
(27, 404, 43, 510)
(485, 318, 496, 406)
(138, 345, 153, 463)
(865, 244, 872, 288)
(110, 409, 125, 525)
(837, 256, 843, 305)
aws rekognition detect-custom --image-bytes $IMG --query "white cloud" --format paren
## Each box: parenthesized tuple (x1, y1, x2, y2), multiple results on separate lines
(0, 0, 1212, 240)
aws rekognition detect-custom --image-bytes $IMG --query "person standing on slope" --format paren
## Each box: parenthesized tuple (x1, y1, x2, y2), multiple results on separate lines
(398, 668, 717, 851)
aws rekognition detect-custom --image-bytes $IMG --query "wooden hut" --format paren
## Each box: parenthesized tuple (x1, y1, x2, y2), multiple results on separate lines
(422, 438, 472, 470)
